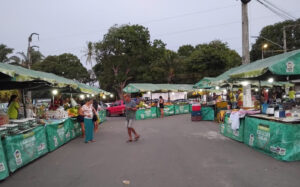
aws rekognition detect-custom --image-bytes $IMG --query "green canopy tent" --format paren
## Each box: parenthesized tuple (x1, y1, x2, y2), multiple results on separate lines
(193, 77, 216, 89)
(230, 49, 300, 81)
(123, 83, 160, 93)
(123, 83, 195, 93)
(0, 63, 110, 95)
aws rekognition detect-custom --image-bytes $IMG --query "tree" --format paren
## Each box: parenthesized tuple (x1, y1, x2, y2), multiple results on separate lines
(32, 53, 90, 83)
(0, 44, 13, 63)
(250, 19, 300, 61)
(185, 40, 241, 81)
(177, 45, 195, 57)
(83, 42, 95, 66)
(93, 24, 152, 99)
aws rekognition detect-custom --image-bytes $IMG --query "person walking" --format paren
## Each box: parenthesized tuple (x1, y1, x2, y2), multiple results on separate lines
(124, 94, 140, 142)
(81, 98, 96, 143)
(159, 96, 164, 118)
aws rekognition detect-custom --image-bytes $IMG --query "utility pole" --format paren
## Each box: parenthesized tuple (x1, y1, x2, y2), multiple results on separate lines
(27, 33, 39, 69)
(241, 0, 251, 64)
(283, 27, 287, 53)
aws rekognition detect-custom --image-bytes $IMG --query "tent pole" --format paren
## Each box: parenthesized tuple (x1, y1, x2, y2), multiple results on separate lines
(22, 89, 27, 118)
(259, 80, 262, 113)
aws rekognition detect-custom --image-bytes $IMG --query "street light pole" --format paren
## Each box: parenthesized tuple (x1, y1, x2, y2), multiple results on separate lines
(27, 33, 39, 69)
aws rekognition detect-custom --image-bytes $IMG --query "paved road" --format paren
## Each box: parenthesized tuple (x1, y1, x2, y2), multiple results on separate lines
(1, 115, 300, 187)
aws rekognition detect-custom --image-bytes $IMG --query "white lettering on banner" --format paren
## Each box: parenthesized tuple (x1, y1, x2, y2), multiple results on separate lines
(22, 136, 36, 158)
(270, 146, 286, 156)
(57, 127, 65, 141)
(66, 132, 70, 139)
(53, 136, 58, 147)
(286, 61, 295, 73)
(0, 163, 5, 172)
(249, 134, 254, 146)
(37, 143, 46, 152)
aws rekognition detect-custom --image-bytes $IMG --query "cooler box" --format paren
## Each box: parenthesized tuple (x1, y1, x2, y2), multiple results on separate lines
(192, 104, 201, 112)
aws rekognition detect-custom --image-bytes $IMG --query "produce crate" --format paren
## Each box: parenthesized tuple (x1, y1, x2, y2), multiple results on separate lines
(4, 126, 48, 173)
(191, 111, 202, 117)
(191, 116, 202, 121)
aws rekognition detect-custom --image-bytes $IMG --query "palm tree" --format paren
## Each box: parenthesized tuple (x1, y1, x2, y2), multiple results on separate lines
(0, 44, 13, 63)
(83, 42, 94, 67)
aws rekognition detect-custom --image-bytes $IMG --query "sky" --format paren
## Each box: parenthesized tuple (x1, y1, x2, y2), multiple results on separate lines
(1, 0, 300, 69)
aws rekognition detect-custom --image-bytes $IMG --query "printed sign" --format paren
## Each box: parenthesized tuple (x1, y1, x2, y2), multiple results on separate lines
(286, 61, 295, 73)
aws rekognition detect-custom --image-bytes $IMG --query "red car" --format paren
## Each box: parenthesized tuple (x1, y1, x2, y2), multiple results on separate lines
(106, 100, 126, 116)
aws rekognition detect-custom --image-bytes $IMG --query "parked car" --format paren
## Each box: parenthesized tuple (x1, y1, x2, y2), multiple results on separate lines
(106, 100, 126, 117)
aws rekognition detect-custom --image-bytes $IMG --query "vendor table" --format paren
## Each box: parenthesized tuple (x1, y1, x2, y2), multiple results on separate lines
(220, 115, 245, 142)
(0, 138, 9, 180)
(201, 107, 215, 121)
(136, 107, 157, 120)
(244, 116, 300, 161)
(157, 105, 175, 117)
(174, 104, 190, 115)
(45, 118, 79, 152)
(4, 126, 48, 173)
(98, 110, 106, 123)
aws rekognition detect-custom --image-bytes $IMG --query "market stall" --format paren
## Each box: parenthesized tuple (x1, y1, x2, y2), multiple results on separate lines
(135, 107, 158, 120)
(45, 118, 81, 152)
(3, 125, 48, 173)
(0, 63, 110, 179)
(123, 83, 195, 120)
(243, 115, 300, 161)
(226, 49, 300, 161)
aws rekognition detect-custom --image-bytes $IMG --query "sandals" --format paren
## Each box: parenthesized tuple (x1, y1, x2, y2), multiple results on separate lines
(126, 139, 133, 143)
(134, 135, 140, 141)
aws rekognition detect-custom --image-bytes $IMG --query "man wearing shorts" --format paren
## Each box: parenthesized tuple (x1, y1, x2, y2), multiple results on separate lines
(124, 94, 140, 142)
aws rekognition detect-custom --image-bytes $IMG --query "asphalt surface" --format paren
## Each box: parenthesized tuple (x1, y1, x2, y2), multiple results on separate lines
(1, 114, 300, 187)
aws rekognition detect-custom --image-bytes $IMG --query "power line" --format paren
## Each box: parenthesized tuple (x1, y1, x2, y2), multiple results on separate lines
(139, 4, 238, 24)
(261, 0, 296, 20)
(256, 0, 295, 20)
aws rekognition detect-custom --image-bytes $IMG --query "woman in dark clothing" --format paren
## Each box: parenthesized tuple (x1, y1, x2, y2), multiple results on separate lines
(159, 96, 164, 118)
(92, 100, 99, 132)
(77, 101, 85, 138)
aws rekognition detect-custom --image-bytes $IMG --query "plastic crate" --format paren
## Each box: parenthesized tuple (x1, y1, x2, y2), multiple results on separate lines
(191, 116, 202, 121)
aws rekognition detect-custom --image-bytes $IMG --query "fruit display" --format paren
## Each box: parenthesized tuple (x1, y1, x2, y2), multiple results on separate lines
(68, 107, 79, 117)
(164, 102, 173, 106)
(137, 102, 150, 109)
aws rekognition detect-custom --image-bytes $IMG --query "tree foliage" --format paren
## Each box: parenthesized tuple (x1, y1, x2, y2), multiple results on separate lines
(184, 40, 241, 82)
(33, 53, 90, 83)
(0, 44, 13, 63)
(250, 19, 300, 61)
(93, 24, 153, 98)
(92, 24, 242, 98)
